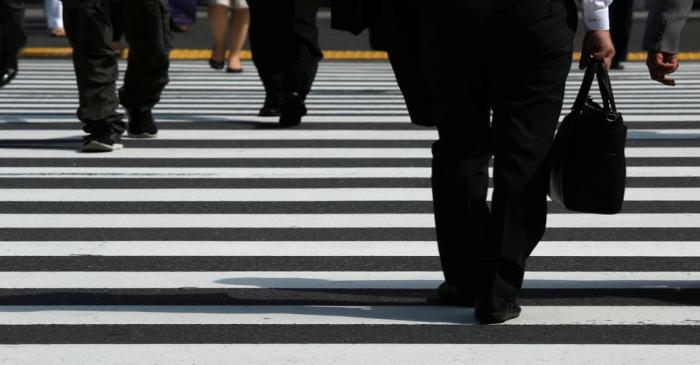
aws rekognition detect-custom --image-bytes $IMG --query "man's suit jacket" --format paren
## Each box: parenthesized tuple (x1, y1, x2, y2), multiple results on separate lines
(643, 0, 694, 53)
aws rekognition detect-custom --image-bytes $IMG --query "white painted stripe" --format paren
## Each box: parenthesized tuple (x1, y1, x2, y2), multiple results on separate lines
(2, 147, 700, 159)
(0, 306, 696, 326)
(10, 80, 700, 90)
(1, 188, 700, 202)
(0, 213, 699, 228)
(0, 188, 433, 201)
(0, 148, 432, 159)
(0, 104, 413, 110)
(3, 115, 700, 123)
(0, 213, 438, 228)
(6, 129, 700, 141)
(5, 102, 700, 110)
(0, 241, 696, 257)
(2, 97, 699, 103)
(0, 271, 697, 289)
(2, 110, 700, 118)
(0, 115, 415, 123)
(1, 166, 699, 178)
(0, 345, 697, 365)
(0, 130, 437, 140)
(0, 167, 433, 178)
(1, 109, 413, 115)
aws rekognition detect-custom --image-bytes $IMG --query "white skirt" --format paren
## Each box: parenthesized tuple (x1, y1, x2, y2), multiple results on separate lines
(209, 0, 249, 9)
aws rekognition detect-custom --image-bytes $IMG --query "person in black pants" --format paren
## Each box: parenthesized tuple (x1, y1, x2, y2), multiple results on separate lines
(0, 0, 26, 88)
(425, 0, 615, 323)
(247, 0, 322, 126)
(610, 0, 635, 69)
(62, 0, 172, 152)
(330, 0, 435, 128)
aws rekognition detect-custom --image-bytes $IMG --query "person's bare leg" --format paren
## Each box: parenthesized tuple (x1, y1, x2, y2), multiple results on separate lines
(208, 4, 229, 65)
(227, 8, 250, 71)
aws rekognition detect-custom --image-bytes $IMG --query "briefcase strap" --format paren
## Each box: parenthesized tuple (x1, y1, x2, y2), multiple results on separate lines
(572, 61, 618, 114)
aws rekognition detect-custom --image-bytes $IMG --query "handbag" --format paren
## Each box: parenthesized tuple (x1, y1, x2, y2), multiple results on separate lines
(549, 61, 627, 214)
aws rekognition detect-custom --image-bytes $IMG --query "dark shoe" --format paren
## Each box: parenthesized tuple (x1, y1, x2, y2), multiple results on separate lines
(474, 295, 521, 324)
(209, 59, 225, 70)
(259, 107, 281, 117)
(126, 109, 158, 138)
(611, 60, 624, 70)
(0, 68, 18, 88)
(81, 133, 123, 153)
(258, 94, 281, 117)
(437, 282, 475, 307)
(170, 18, 188, 33)
(279, 92, 307, 127)
(226, 67, 243, 73)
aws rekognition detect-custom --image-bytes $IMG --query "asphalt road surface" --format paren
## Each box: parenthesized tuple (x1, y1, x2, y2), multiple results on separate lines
(0, 59, 698, 364)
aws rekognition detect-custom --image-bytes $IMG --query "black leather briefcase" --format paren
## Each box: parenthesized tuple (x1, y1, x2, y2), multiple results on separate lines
(549, 61, 627, 214)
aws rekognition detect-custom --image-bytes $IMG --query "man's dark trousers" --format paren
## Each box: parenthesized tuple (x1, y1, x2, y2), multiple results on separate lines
(247, 0, 323, 105)
(369, 0, 435, 127)
(62, 0, 171, 136)
(427, 0, 577, 300)
(610, 0, 634, 63)
(0, 0, 26, 70)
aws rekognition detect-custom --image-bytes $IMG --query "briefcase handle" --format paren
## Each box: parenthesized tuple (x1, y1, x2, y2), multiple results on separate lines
(572, 61, 618, 114)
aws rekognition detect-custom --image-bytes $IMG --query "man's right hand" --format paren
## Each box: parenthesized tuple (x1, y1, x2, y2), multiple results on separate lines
(647, 51, 680, 86)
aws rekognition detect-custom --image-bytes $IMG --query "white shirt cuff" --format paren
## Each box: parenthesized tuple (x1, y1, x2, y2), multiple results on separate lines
(584, 7, 610, 31)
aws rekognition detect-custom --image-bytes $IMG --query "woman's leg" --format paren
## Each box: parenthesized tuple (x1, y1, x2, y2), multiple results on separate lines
(208, 2, 229, 64)
(44, 0, 65, 36)
(227, 6, 249, 70)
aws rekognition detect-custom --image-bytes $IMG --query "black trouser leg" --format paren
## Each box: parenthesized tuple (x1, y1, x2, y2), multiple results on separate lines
(610, 0, 634, 63)
(118, 0, 171, 113)
(380, 0, 434, 127)
(0, 0, 27, 70)
(248, 0, 321, 103)
(485, 0, 575, 300)
(428, 0, 576, 300)
(287, 0, 321, 98)
(62, 0, 124, 135)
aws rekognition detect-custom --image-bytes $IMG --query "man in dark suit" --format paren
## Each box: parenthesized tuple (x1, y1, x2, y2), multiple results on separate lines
(331, 0, 435, 127)
(335, 0, 615, 323)
(62, 0, 172, 152)
(247, 0, 323, 126)
(643, 0, 693, 86)
(427, 0, 615, 324)
(0, 0, 26, 88)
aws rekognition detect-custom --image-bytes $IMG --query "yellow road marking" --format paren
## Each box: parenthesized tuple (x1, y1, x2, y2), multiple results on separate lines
(19, 48, 700, 61)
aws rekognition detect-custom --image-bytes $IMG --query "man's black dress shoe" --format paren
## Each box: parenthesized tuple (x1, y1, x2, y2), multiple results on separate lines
(279, 92, 306, 127)
(437, 282, 475, 307)
(474, 295, 521, 324)
(259, 106, 281, 117)
(258, 94, 281, 116)
(0, 68, 18, 88)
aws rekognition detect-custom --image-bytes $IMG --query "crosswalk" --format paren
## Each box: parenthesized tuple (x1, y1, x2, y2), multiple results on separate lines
(0, 59, 699, 364)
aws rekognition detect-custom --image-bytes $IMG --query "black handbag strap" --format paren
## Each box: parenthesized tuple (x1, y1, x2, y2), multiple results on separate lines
(572, 61, 618, 114)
